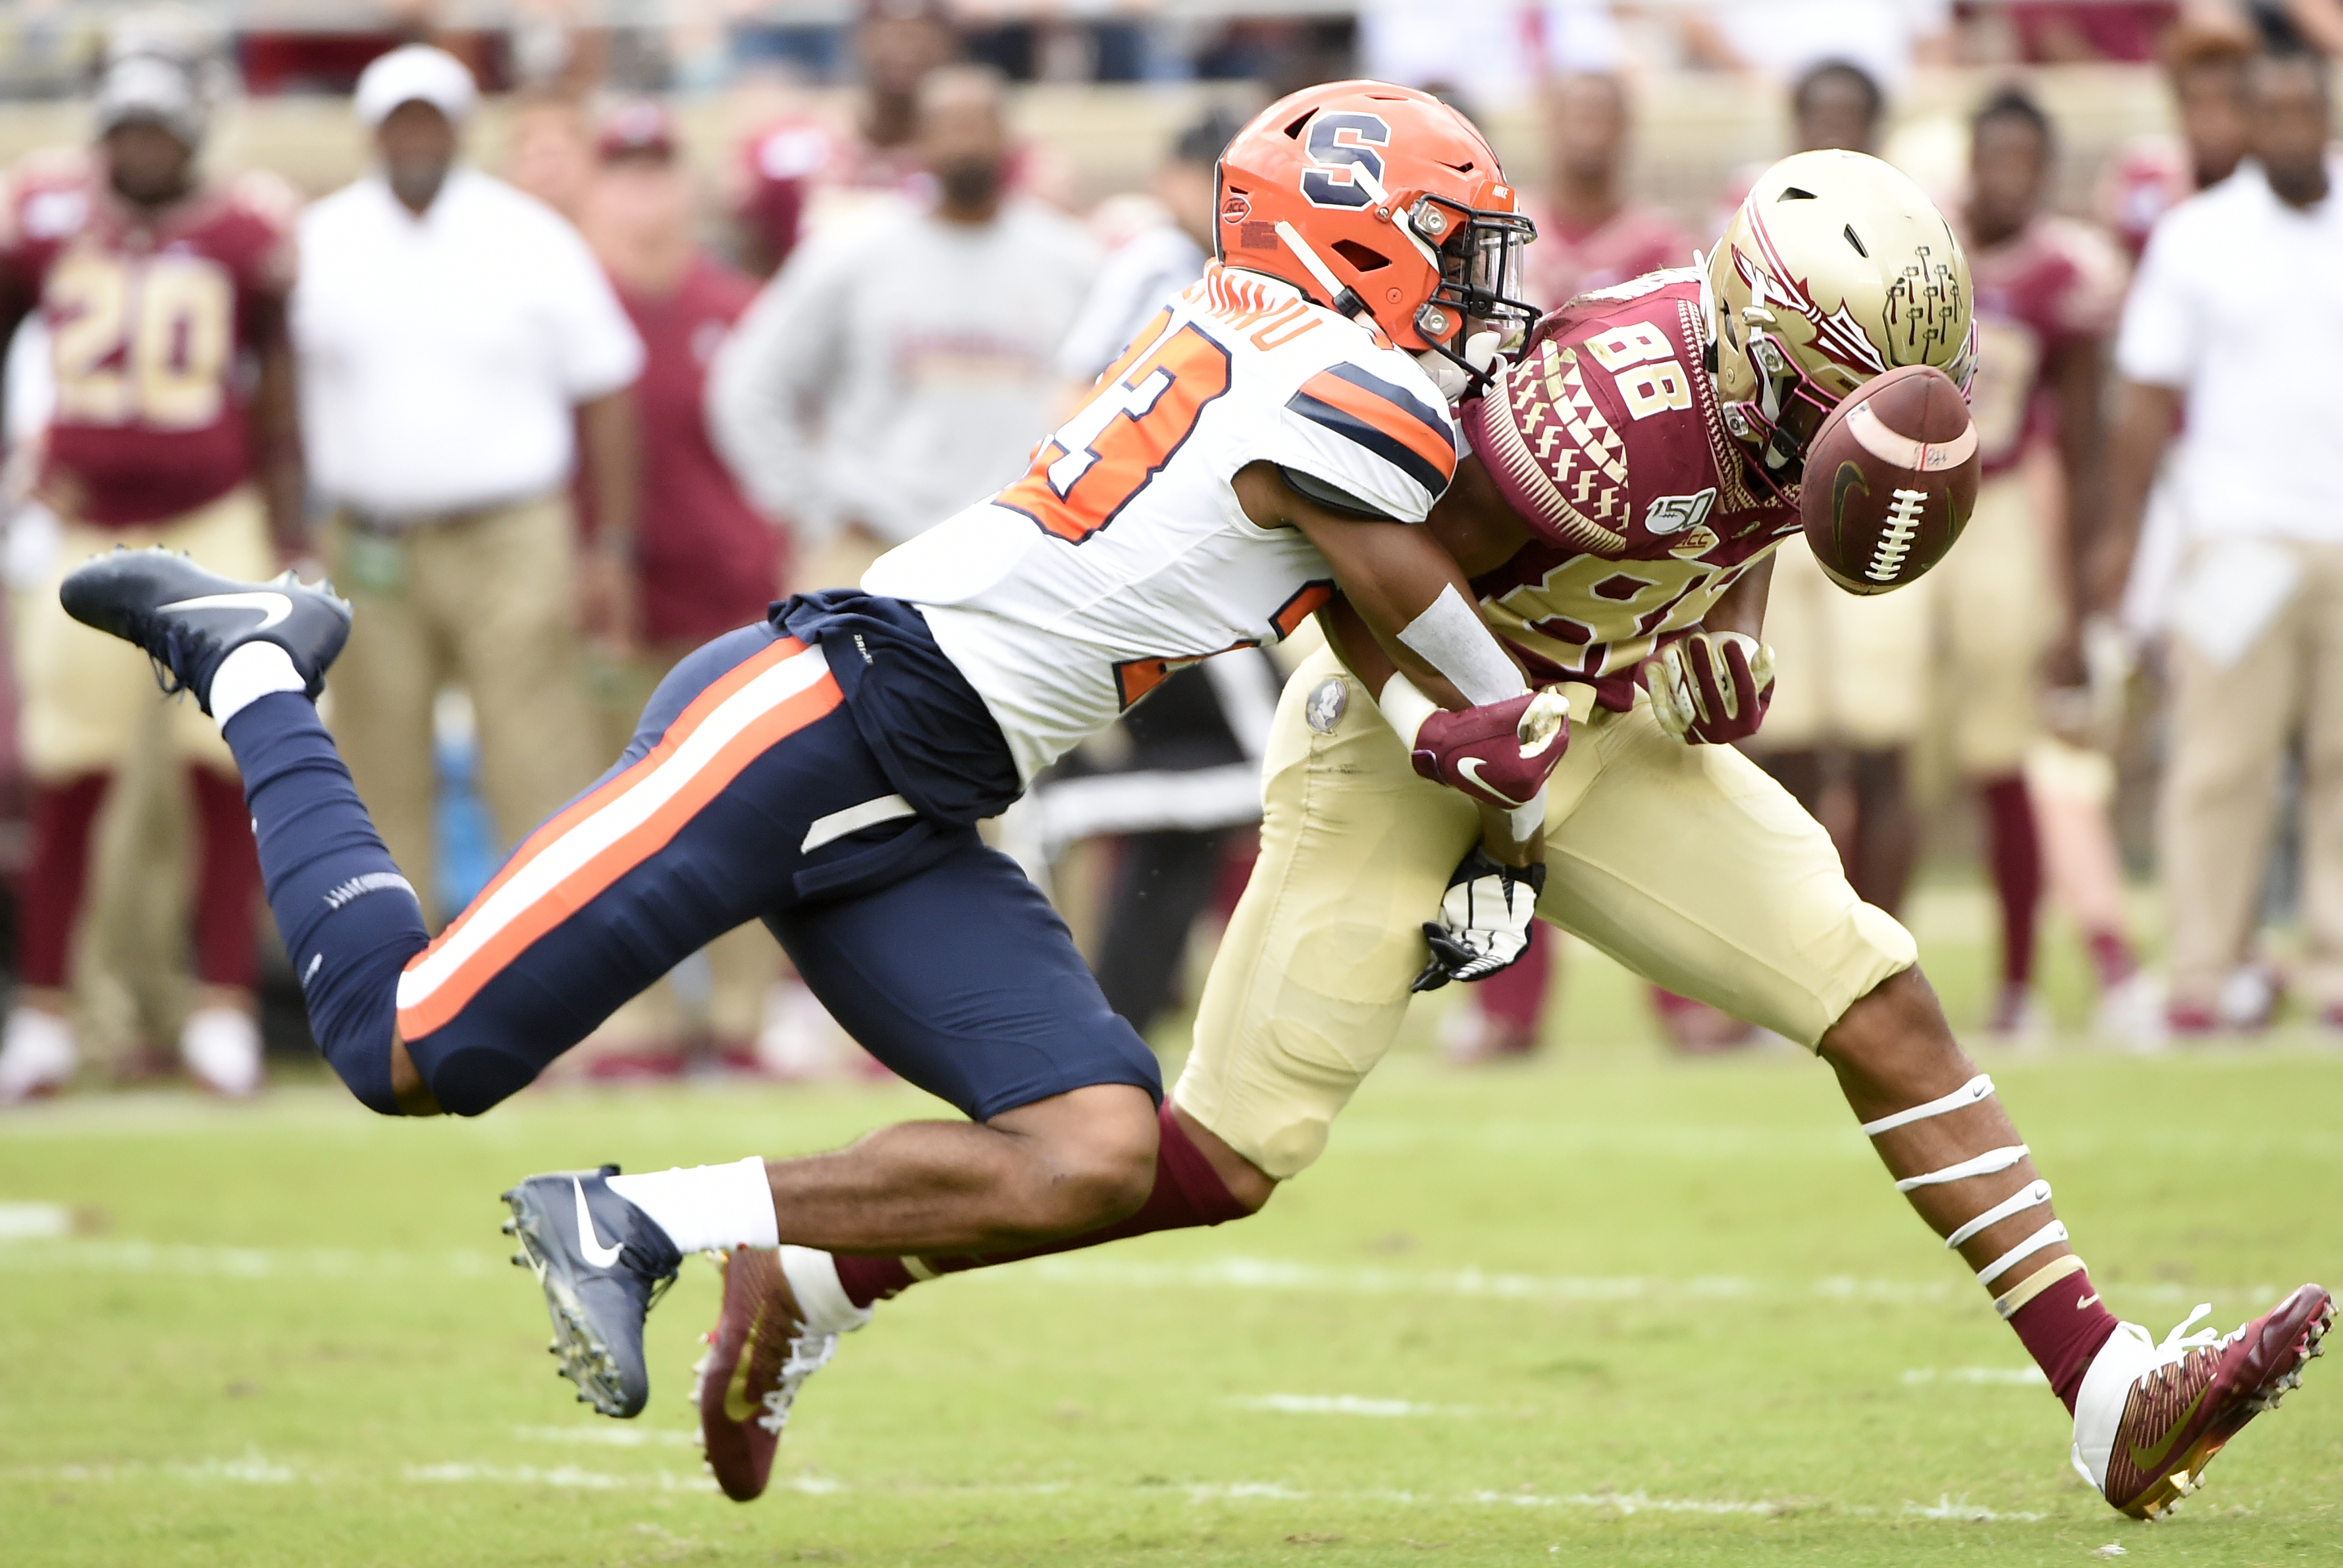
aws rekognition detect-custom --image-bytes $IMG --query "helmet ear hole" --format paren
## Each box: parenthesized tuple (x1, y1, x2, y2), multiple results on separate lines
(1330, 240, 1391, 273)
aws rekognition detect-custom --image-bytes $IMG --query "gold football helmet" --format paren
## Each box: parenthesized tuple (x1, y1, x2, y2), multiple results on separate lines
(1703, 149, 1975, 486)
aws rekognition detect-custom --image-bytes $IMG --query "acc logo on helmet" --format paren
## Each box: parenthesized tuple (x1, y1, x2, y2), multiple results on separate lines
(1300, 113, 1390, 209)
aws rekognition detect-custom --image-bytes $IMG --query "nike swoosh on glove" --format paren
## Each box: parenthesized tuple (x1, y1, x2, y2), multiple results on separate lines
(1643, 632, 1774, 745)
(1413, 847, 1546, 992)
(1410, 689, 1571, 808)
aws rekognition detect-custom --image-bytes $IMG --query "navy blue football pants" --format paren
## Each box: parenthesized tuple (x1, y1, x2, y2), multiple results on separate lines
(225, 621, 1161, 1118)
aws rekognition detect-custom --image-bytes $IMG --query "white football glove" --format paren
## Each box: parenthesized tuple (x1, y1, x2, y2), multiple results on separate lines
(1643, 631, 1775, 745)
(1411, 847, 1545, 991)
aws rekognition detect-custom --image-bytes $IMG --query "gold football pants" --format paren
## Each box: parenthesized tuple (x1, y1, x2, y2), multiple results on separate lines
(1175, 646, 1916, 1180)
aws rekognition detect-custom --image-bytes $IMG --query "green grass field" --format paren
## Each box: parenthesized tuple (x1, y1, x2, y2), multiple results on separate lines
(3, 908, 2340, 1567)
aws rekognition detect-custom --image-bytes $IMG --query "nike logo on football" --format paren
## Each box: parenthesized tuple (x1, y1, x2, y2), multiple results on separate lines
(2125, 1382, 2213, 1476)
(573, 1178, 624, 1268)
(1456, 758, 1528, 807)
(157, 590, 293, 632)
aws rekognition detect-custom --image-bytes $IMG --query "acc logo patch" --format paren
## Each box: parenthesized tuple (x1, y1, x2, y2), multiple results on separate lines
(1220, 190, 1252, 226)
(1305, 676, 1348, 734)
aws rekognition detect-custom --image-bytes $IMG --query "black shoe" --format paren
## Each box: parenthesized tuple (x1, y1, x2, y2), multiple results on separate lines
(500, 1166, 682, 1419)
(58, 547, 352, 717)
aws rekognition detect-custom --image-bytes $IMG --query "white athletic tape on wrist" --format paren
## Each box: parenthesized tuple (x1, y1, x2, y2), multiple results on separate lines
(1893, 1143, 2028, 1193)
(1377, 671, 1441, 749)
(1506, 787, 1546, 843)
(1860, 1074, 1994, 1137)
(1943, 1178, 2053, 1251)
(1973, 1219, 2069, 1289)
(1397, 585, 1529, 708)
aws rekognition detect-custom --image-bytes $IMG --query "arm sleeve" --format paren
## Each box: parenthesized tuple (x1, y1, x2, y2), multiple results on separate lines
(706, 235, 854, 532)
(2112, 222, 2197, 388)
(541, 219, 645, 402)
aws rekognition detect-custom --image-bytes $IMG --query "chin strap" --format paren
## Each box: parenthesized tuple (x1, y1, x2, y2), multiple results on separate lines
(1861, 1072, 2067, 1288)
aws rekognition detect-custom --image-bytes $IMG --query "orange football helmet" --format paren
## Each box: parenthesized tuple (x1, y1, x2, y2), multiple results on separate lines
(1215, 80, 1535, 384)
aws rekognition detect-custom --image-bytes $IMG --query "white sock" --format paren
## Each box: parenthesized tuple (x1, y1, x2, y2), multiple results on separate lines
(780, 1245, 874, 1335)
(606, 1156, 777, 1254)
(209, 641, 305, 727)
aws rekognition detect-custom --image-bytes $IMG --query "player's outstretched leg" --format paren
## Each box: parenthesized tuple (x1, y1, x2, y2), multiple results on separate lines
(1819, 968, 2330, 1517)
(60, 547, 431, 1114)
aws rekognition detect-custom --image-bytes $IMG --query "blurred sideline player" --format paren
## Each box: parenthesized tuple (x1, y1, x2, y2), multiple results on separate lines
(66, 84, 1596, 1451)
(731, 0, 988, 276)
(1449, 66, 1697, 1062)
(760, 149, 2332, 1523)
(1033, 107, 1278, 1039)
(1745, 59, 1931, 931)
(2097, 14, 2255, 259)
(0, 20, 301, 1101)
(563, 101, 786, 1077)
(1953, 87, 2155, 1042)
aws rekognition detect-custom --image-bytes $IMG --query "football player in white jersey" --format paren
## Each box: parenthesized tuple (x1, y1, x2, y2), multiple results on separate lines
(61, 82, 1583, 1455)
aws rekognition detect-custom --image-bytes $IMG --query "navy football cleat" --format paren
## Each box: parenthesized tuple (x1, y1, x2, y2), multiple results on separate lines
(501, 1166, 683, 1419)
(59, 546, 352, 716)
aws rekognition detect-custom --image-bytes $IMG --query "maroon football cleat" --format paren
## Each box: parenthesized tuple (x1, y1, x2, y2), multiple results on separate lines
(691, 1247, 837, 1502)
(2071, 1283, 2332, 1519)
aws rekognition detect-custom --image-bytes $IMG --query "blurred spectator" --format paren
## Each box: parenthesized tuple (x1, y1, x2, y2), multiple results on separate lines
(1357, 1, 1625, 108)
(1744, 58, 1928, 928)
(0, 28, 298, 1101)
(569, 99, 784, 1074)
(293, 45, 643, 926)
(1053, 109, 1236, 391)
(2099, 11, 2257, 256)
(1517, 72, 1693, 313)
(502, 91, 598, 222)
(2099, 49, 2343, 1035)
(2005, 3, 2180, 63)
(1681, 0, 1953, 91)
(709, 65, 1098, 594)
(1951, 87, 2140, 1039)
(730, 0, 961, 276)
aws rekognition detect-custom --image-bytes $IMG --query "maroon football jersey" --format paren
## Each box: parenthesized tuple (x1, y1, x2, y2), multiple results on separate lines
(1460, 273, 1799, 712)
(0, 150, 296, 527)
(606, 254, 785, 644)
(1516, 199, 1694, 315)
(1964, 213, 2126, 478)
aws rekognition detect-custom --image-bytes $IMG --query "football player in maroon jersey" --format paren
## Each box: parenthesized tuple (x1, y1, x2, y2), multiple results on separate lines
(0, 33, 303, 1101)
(1955, 87, 2149, 1041)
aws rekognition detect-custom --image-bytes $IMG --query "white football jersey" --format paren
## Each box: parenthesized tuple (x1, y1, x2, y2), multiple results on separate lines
(864, 263, 1460, 783)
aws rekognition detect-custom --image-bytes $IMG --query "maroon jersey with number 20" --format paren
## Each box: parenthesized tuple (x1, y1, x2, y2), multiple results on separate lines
(0, 150, 297, 527)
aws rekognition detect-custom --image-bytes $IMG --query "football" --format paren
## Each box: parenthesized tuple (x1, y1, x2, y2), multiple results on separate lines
(1799, 363, 1980, 596)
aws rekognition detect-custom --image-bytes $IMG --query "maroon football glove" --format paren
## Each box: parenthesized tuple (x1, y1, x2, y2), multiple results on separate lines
(1642, 633, 1775, 745)
(1409, 689, 1571, 810)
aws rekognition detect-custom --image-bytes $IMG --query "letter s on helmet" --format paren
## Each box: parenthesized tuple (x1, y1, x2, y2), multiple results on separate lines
(1216, 80, 1537, 388)
(1704, 149, 1976, 486)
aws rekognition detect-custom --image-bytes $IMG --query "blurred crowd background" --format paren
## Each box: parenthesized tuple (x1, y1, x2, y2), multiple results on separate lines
(1, 0, 2338, 1101)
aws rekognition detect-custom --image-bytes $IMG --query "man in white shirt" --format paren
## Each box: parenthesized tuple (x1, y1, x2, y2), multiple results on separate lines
(294, 45, 645, 922)
(2097, 49, 2343, 1034)
(708, 65, 1097, 592)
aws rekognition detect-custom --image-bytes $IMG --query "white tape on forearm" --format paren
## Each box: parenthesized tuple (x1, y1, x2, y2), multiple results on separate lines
(1397, 584, 1528, 707)
(1893, 1143, 2028, 1193)
(1377, 671, 1441, 749)
(1860, 1074, 1995, 1137)
(1973, 1219, 2069, 1289)
(1943, 1178, 2052, 1251)
(1506, 788, 1546, 843)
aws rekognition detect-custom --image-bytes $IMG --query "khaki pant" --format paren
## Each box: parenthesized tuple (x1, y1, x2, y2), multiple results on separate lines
(323, 496, 602, 928)
(566, 644, 774, 1058)
(1177, 647, 1916, 1180)
(1930, 467, 2056, 777)
(14, 487, 273, 779)
(2161, 538, 2343, 1009)
(1756, 535, 1934, 752)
